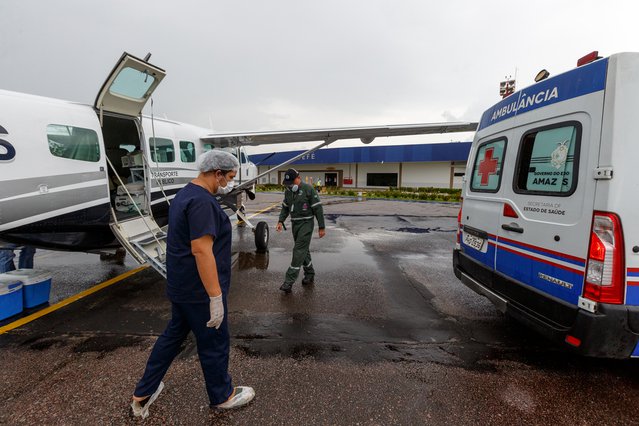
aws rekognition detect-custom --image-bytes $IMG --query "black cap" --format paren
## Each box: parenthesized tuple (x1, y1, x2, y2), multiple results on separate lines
(283, 168, 299, 185)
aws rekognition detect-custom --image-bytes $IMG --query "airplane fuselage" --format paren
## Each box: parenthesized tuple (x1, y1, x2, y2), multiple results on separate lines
(0, 88, 256, 252)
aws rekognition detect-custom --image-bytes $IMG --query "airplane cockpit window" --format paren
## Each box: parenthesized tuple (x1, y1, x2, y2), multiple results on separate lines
(109, 67, 155, 100)
(201, 145, 241, 162)
(47, 124, 100, 162)
(220, 147, 239, 160)
(179, 141, 196, 163)
(149, 137, 175, 162)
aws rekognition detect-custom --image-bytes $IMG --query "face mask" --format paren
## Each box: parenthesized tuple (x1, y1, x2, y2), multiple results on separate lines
(216, 174, 233, 195)
(288, 184, 299, 192)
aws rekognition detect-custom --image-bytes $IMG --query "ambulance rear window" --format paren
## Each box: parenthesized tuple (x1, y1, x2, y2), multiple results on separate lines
(514, 122, 581, 196)
(470, 138, 506, 192)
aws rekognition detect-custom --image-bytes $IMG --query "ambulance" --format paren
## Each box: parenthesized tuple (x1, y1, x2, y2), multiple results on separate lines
(453, 51, 639, 358)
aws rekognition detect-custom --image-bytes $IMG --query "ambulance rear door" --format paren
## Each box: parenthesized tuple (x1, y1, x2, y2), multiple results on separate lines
(495, 80, 605, 324)
(460, 125, 511, 281)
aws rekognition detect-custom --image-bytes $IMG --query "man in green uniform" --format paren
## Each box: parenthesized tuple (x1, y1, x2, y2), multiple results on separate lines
(276, 168, 326, 293)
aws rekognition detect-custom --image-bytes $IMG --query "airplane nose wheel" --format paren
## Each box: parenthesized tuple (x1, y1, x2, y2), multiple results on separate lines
(254, 221, 269, 253)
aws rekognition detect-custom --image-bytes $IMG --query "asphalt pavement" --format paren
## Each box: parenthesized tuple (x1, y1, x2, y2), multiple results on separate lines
(1, 192, 639, 425)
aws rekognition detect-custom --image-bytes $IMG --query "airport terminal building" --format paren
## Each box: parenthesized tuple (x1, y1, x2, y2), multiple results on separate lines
(249, 141, 472, 189)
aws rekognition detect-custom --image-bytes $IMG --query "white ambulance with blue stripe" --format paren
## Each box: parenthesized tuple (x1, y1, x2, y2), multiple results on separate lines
(453, 52, 639, 358)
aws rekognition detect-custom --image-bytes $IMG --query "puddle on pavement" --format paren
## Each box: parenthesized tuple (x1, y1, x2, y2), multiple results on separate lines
(393, 253, 428, 261)
(396, 227, 431, 234)
(232, 231, 377, 273)
(233, 251, 270, 270)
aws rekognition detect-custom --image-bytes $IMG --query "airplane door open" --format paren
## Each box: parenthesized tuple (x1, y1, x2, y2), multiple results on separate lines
(96, 52, 169, 277)
(94, 52, 166, 120)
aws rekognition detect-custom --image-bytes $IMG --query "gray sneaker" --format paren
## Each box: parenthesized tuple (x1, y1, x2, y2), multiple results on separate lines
(214, 386, 256, 410)
(131, 381, 165, 419)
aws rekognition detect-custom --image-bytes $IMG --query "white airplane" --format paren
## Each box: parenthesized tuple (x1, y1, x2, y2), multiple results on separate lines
(0, 52, 477, 278)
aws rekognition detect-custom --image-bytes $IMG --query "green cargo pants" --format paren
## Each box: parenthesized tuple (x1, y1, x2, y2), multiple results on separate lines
(284, 219, 315, 284)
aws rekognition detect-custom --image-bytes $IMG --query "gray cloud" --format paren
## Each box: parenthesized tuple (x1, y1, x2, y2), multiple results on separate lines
(1, 0, 637, 155)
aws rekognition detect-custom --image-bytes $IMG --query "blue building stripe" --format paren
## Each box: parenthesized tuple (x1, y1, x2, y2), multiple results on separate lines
(250, 142, 472, 166)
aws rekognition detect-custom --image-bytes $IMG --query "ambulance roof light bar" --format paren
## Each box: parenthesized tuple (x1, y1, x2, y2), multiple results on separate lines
(577, 51, 601, 67)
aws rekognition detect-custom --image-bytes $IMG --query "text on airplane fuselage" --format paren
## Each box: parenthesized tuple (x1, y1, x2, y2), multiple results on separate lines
(0, 125, 16, 162)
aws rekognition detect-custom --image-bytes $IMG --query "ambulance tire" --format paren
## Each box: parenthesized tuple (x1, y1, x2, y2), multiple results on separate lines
(255, 221, 269, 253)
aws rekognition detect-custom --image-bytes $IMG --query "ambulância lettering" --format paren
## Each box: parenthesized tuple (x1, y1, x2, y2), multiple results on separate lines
(491, 87, 559, 122)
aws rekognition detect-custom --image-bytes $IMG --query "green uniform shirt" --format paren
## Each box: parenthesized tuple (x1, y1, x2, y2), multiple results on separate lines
(278, 182, 325, 229)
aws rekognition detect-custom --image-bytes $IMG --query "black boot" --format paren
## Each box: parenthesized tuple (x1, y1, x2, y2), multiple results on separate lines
(280, 282, 293, 293)
(301, 276, 314, 286)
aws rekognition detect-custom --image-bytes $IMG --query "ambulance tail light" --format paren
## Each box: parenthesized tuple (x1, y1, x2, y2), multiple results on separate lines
(583, 212, 625, 304)
(457, 198, 463, 244)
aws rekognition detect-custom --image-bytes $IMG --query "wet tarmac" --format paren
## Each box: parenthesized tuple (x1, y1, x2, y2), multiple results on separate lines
(2, 192, 639, 424)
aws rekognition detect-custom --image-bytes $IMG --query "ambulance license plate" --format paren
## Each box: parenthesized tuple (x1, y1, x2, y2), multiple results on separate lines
(463, 231, 487, 253)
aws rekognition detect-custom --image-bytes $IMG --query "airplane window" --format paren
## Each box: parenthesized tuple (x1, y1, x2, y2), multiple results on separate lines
(149, 137, 175, 162)
(47, 124, 100, 162)
(180, 141, 196, 163)
(109, 67, 155, 100)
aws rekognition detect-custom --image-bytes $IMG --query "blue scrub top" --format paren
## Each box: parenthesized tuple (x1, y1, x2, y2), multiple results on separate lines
(166, 182, 232, 303)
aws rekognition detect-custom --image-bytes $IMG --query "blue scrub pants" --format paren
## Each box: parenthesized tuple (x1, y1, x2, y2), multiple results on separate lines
(0, 245, 36, 273)
(134, 299, 233, 405)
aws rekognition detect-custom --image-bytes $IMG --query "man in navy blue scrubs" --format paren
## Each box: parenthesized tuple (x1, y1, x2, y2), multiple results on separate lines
(131, 150, 255, 418)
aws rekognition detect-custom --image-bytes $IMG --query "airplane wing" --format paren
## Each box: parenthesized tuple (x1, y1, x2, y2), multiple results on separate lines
(201, 122, 477, 148)
(209, 121, 477, 197)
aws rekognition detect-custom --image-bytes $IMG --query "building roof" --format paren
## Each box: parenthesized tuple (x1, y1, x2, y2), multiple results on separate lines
(249, 142, 472, 166)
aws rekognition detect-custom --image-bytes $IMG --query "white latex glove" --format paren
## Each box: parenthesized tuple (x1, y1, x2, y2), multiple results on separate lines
(207, 295, 224, 329)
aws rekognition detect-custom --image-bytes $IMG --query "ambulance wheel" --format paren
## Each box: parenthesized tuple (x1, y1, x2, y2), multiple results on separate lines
(255, 221, 269, 253)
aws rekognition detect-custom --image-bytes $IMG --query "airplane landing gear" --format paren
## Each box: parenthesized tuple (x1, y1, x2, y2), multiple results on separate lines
(254, 221, 269, 253)
(234, 206, 269, 252)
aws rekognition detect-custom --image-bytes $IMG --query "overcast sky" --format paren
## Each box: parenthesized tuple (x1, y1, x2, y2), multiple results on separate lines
(1, 1, 637, 154)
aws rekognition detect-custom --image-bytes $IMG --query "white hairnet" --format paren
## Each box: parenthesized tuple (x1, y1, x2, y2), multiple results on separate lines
(197, 150, 239, 173)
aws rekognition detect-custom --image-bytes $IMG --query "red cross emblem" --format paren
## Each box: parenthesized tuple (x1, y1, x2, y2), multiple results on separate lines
(477, 147, 498, 185)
